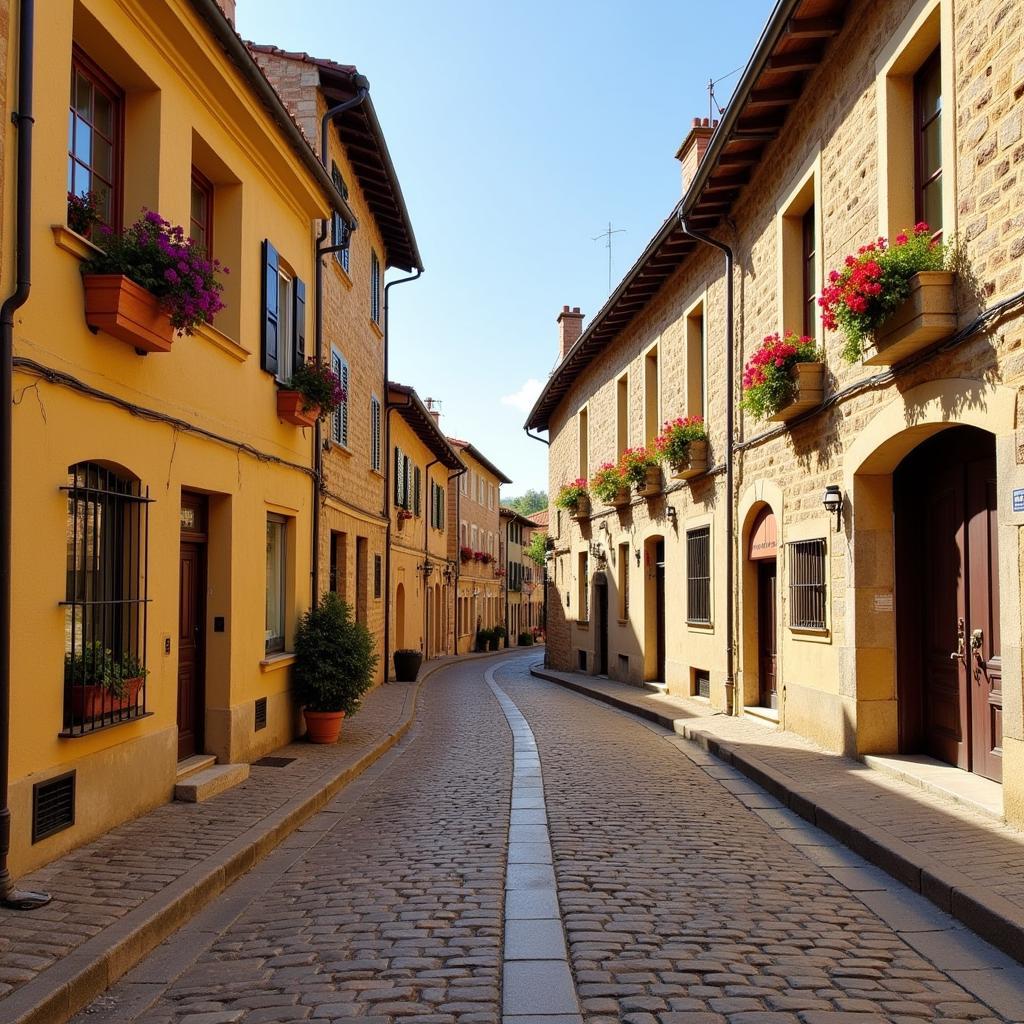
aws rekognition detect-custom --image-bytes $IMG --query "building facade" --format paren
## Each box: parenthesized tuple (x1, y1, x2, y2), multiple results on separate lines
(448, 440, 511, 653)
(501, 508, 543, 643)
(4, 0, 355, 874)
(252, 47, 423, 688)
(528, 0, 1024, 826)
(387, 383, 463, 669)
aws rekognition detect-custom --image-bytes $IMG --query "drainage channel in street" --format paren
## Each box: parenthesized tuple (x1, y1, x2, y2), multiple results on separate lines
(485, 662, 583, 1024)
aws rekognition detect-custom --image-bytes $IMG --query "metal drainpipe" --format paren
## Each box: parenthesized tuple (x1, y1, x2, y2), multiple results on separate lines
(311, 77, 369, 610)
(0, 0, 49, 910)
(381, 270, 422, 681)
(447, 467, 465, 655)
(421, 457, 439, 656)
(679, 214, 737, 715)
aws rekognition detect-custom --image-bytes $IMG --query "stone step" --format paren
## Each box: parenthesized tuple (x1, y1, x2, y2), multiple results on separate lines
(174, 763, 249, 803)
(175, 754, 216, 782)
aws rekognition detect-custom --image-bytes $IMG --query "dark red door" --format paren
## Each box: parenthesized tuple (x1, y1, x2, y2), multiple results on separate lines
(896, 427, 1002, 782)
(178, 541, 206, 760)
(655, 540, 666, 681)
(758, 560, 777, 708)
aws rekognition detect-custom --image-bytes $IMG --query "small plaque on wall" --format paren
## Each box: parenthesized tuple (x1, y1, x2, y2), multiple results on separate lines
(1013, 487, 1024, 514)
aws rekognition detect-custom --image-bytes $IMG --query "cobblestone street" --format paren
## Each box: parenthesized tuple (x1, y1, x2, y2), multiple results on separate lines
(77, 653, 1024, 1024)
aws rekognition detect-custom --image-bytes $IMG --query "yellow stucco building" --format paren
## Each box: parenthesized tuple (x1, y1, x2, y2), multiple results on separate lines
(2, 0, 354, 875)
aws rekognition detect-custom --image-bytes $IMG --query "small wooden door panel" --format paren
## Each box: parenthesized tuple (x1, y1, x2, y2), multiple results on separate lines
(178, 542, 205, 761)
(758, 560, 777, 709)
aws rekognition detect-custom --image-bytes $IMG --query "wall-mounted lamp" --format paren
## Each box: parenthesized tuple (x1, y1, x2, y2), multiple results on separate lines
(442, 563, 455, 585)
(634, 547, 641, 567)
(589, 540, 604, 561)
(822, 485, 844, 532)
(665, 506, 678, 529)
(417, 560, 435, 578)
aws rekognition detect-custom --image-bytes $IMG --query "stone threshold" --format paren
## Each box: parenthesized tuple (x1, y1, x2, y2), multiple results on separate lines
(531, 664, 1024, 968)
(0, 648, 515, 1024)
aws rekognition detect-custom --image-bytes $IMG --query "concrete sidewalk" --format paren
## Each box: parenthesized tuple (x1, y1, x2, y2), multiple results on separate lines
(531, 664, 1024, 967)
(0, 648, 513, 1024)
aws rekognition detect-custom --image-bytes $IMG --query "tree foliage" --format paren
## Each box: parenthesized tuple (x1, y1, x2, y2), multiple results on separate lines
(501, 489, 547, 516)
(524, 531, 548, 567)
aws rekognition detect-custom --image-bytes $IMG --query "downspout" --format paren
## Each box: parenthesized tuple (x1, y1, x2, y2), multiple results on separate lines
(448, 467, 465, 655)
(311, 76, 369, 609)
(422, 457, 439, 656)
(679, 214, 737, 715)
(381, 270, 422, 680)
(0, 0, 49, 910)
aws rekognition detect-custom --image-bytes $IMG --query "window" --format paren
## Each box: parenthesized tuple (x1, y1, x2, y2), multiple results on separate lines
(644, 346, 659, 446)
(431, 480, 446, 529)
(370, 250, 381, 324)
(578, 551, 589, 622)
(617, 542, 629, 620)
(686, 526, 711, 624)
(331, 162, 350, 273)
(685, 302, 706, 420)
(616, 375, 629, 458)
(413, 465, 422, 516)
(578, 407, 589, 480)
(329, 530, 348, 599)
(68, 51, 122, 231)
(471, 524, 478, 549)
(374, 554, 382, 599)
(789, 539, 827, 629)
(331, 350, 350, 446)
(459, 471, 468, 496)
(355, 537, 368, 625)
(915, 48, 943, 236)
(802, 206, 817, 337)
(190, 168, 214, 252)
(63, 462, 149, 734)
(460, 521, 467, 546)
(393, 448, 413, 510)
(261, 241, 306, 381)
(266, 514, 287, 654)
(370, 396, 382, 471)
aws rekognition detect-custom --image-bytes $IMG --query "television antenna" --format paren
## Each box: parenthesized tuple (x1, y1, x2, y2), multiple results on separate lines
(592, 221, 626, 292)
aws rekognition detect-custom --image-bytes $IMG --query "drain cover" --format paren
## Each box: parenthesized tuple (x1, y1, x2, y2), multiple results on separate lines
(252, 756, 296, 768)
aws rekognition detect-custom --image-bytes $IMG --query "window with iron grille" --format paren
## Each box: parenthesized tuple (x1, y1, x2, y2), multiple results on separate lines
(61, 462, 150, 736)
(370, 396, 381, 471)
(788, 539, 827, 629)
(370, 250, 381, 324)
(373, 554, 382, 599)
(686, 526, 711, 624)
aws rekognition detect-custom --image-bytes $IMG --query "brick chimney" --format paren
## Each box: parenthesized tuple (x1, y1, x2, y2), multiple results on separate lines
(557, 305, 584, 360)
(216, 0, 236, 24)
(675, 117, 718, 195)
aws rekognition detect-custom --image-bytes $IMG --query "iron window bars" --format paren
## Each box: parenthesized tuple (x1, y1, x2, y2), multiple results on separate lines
(789, 538, 827, 629)
(60, 462, 151, 736)
(686, 526, 711, 624)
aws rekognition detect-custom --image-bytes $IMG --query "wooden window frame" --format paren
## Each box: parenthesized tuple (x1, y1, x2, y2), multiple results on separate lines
(265, 514, 288, 654)
(801, 205, 816, 338)
(69, 46, 125, 232)
(914, 46, 943, 238)
(189, 167, 214, 253)
(370, 250, 381, 324)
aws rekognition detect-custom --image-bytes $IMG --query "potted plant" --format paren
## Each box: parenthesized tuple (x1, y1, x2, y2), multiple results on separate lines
(740, 332, 824, 423)
(65, 642, 147, 719)
(81, 210, 226, 353)
(654, 415, 709, 479)
(459, 545, 474, 563)
(820, 223, 952, 365)
(67, 190, 102, 238)
(556, 479, 591, 520)
(393, 648, 423, 682)
(518, 631, 534, 647)
(476, 627, 493, 652)
(293, 592, 378, 743)
(622, 446, 661, 497)
(591, 461, 630, 508)
(278, 358, 346, 428)
(493, 624, 508, 649)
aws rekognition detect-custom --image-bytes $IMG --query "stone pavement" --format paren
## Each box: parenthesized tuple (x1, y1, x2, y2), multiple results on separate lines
(0, 650, 507, 1024)
(75, 652, 1024, 1024)
(532, 665, 1024, 965)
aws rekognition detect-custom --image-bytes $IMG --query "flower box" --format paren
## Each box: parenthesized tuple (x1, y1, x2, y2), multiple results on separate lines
(82, 274, 174, 353)
(277, 389, 319, 427)
(70, 676, 144, 720)
(636, 466, 663, 497)
(768, 362, 825, 423)
(608, 487, 632, 509)
(569, 494, 591, 521)
(669, 439, 710, 480)
(862, 271, 956, 366)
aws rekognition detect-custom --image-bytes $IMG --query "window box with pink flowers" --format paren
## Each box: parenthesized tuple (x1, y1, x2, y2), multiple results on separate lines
(741, 332, 824, 424)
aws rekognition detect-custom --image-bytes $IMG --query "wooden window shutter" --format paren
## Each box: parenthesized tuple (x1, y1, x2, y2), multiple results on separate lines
(371, 397, 381, 471)
(340, 359, 349, 446)
(260, 240, 279, 374)
(394, 447, 401, 506)
(414, 466, 421, 516)
(293, 277, 306, 368)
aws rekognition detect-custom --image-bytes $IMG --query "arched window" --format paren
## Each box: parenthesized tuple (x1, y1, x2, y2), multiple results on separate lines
(62, 462, 150, 735)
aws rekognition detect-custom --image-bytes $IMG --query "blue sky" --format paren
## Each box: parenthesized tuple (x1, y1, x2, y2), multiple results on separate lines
(238, 1, 775, 496)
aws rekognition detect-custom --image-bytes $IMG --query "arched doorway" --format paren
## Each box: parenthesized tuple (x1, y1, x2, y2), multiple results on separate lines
(643, 536, 666, 682)
(894, 425, 1002, 781)
(594, 572, 608, 675)
(395, 583, 406, 652)
(748, 506, 778, 710)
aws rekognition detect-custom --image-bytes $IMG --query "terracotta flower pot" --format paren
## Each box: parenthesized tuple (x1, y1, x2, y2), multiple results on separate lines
(607, 487, 631, 509)
(636, 465, 663, 497)
(303, 708, 345, 743)
(277, 389, 319, 427)
(82, 274, 174, 353)
(569, 494, 591, 521)
(768, 363, 825, 423)
(69, 675, 145, 720)
(669, 439, 710, 480)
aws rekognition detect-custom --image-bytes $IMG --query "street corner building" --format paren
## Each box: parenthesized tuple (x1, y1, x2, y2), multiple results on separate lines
(527, 0, 1024, 826)
(500, 506, 544, 644)
(0, 0, 425, 878)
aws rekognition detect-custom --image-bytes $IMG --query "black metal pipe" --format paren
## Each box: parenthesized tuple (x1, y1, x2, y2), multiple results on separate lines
(679, 215, 736, 715)
(422, 457, 439, 655)
(447, 467, 465, 654)
(310, 79, 370, 610)
(0, 0, 49, 910)
(381, 268, 422, 680)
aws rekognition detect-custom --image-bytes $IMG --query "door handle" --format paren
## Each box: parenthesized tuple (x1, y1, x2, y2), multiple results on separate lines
(950, 617, 965, 661)
(971, 628, 983, 653)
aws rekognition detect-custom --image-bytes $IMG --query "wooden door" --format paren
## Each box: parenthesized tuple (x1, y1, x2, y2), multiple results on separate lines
(758, 560, 777, 708)
(655, 540, 666, 682)
(896, 427, 1002, 781)
(178, 541, 206, 760)
(596, 580, 608, 675)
